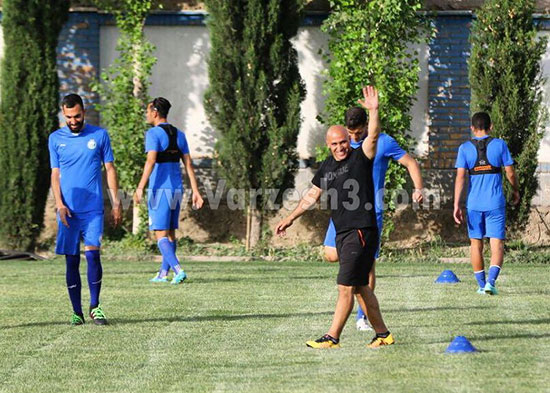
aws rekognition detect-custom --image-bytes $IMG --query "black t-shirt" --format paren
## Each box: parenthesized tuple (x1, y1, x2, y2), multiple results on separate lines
(312, 148, 377, 234)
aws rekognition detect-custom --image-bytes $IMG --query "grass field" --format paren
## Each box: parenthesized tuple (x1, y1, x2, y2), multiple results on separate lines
(1, 257, 549, 393)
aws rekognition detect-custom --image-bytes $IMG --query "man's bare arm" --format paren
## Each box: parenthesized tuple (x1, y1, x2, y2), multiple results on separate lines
(105, 162, 122, 226)
(51, 168, 71, 227)
(504, 165, 520, 205)
(453, 168, 467, 224)
(397, 153, 424, 203)
(359, 86, 381, 160)
(275, 186, 323, 236)
(183, 153, 204, 209)
(134, 151, 157, 205)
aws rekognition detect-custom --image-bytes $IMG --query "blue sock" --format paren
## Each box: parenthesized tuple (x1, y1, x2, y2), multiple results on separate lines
(356, 306, 366, 320)
(158, 240, 175, 277)
(85, 250, 102, 307)
(65, 254, 82, 315)
(474, 270, 486, 289)
(158, 237, 182, 274)
(488, 265, 501, 286)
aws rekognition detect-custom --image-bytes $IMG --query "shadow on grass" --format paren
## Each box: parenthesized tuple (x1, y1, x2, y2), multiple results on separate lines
(430, 332, 550, 344)
(377, 274, 439, 279)
(386, 305, 490, 313)
(188, 275, 332, 284)
(509, 290, 550, 296)
(467, 318, 550, 326)
(1, 310, 334, 329)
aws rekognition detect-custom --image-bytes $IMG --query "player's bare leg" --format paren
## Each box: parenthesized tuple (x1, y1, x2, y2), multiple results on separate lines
(355, 262, 377, 330)
(470, 238, 487, 293)
(326, 285, 355, 339)
(470, 238, 484, 271)
(489, 238, 503, 268)
(323, 246, 338, 263)
(355, 285, 387, 333)
(484, 238, 504, 295)
(368, 262, 376, 291)
(355, 285, 394, 348)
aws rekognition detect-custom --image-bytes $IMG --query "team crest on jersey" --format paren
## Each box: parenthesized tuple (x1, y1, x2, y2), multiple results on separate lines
(87, 139, 97, 150)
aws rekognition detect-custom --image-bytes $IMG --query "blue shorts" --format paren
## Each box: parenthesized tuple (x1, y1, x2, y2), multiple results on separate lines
(147, 188, 183, 230)
(467, 207, 506, 240)
(324, 213, 384, 258)
(55, 210, 104, 255)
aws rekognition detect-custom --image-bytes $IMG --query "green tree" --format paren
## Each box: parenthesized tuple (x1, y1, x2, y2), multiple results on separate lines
(320, 0, 432, 237)
(204, 0, 306, 249)
(0, 0, 70, 250)
(469, 0, 547, 232)
(91, 0, 157, 236)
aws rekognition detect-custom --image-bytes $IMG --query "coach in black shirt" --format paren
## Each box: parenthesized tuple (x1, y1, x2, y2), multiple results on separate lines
(275, 86, 394, 349)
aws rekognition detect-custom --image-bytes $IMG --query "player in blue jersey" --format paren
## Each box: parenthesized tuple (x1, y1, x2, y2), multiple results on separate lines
(49, 94, 122, 326)
(323, 106, 424, 331)
(134, 97, 204, 284)
(454, 112, 519, 295)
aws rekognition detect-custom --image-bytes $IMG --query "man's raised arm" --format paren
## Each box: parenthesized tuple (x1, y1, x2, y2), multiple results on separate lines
(359, 86, 381, 160)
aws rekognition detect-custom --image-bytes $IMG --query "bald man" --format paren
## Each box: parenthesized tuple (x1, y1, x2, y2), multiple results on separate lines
(275, 86, 394, 349)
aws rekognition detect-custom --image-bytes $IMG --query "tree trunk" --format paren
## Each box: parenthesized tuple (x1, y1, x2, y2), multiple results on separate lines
(249, 207, 262, 249)
(245, 205, 252, 251)
(132, 204, 141, 235)
(245, 205, 262, 250)
(132, 39, 143, 235)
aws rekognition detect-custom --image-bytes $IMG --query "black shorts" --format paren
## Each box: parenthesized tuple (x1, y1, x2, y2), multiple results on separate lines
(335, 228, 378, 286)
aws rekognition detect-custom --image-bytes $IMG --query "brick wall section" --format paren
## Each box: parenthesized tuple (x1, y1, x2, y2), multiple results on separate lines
(57, 12, 102, 125)
(427, 15, 473, 169)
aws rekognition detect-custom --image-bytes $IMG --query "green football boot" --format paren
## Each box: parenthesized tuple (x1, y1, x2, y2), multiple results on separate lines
(71, 313, 85, 326)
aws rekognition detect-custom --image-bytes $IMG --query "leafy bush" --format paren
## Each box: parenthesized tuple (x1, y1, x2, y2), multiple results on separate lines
(91, 0, 157, 236)
(320, 0, 432, 236)
(469, 0, 548, 233)
(0, 0, 69, 250)
(203, 0, 306, 248)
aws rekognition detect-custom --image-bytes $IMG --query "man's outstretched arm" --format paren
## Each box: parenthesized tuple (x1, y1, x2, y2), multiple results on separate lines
(275, 185, 322, 236)
(398, 153, 424, 203)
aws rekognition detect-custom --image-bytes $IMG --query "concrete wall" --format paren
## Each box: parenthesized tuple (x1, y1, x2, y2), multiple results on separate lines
(534, 30, 550, 205)
(99, 24, 430, 160)
(100, 24, 214, 157)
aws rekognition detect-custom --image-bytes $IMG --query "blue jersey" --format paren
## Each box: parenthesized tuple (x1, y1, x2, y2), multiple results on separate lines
(350, 133, 406, 213)
(49, 124, 114, 213)
(455, 136, 514, 212)
(145, 123, 190, 191)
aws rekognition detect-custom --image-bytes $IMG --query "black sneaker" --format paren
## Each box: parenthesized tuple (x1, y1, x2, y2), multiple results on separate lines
(89, 304, 108, 325)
